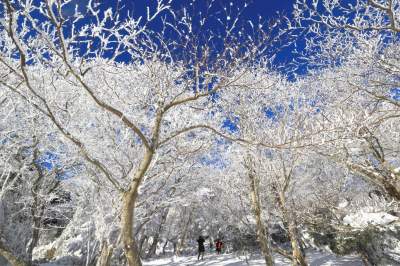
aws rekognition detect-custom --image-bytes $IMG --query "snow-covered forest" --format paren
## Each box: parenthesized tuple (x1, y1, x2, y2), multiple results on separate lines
(0, 0, 399, 265)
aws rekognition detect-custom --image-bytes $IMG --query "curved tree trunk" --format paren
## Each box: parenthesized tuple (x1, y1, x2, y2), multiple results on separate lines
(347, 162, 400, 201)
(121, 150, 154, 266)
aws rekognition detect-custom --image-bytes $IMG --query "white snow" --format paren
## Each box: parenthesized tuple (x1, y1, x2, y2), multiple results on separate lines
(343, 211, 399, 228)
(33, 242, 55, 262)
(143, 250, 363, 266)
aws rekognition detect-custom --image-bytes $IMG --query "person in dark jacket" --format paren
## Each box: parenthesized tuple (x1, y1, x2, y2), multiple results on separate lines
(215, 239, 223, 254)
(197, 235, 205, 260)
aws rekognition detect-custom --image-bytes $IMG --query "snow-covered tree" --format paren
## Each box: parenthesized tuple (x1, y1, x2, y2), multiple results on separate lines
(0, 0, 286, 265)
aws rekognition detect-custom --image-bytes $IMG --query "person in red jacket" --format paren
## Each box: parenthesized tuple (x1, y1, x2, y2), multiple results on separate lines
(215, 239, 223, 254)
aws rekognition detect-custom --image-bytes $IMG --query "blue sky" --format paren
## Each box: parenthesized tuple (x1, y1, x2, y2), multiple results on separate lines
(59, 0, 296, 64)
(134, 0, 295, 22)
(0, 0, 300, 71)
(85, 0, 294, 22)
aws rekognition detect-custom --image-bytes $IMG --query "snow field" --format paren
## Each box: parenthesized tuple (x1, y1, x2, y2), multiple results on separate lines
(143, 250, 363, 266)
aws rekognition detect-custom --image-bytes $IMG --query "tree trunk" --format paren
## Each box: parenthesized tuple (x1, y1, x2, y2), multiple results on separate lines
(0, 240, 27, 266)
(173, 242, 177, 254)
(162, 240, 168, 255)
(248, 170, 274, 266)
(347, 162, 400, 201)
(176, 210, 192, 256)
(27, 147, 61, 264)
(146, 209, 169, 258)
(275, 190, 307, 266)
(27, 207, 44, 263)
(121, 150, 154, 266)
(27, 218, 41, 263)
(288, 221, 307, 266)
(146, 236, 159, 259)
(359, 251, 374, 266)
(97, 241, 113, 266)
(27, 149, 46, 264)
(138, 235, 148, 258)
(121, 186, 142, 266)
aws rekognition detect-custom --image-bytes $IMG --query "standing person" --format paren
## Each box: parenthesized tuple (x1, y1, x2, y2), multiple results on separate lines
(197, 235, 205, 260)
(215, 239, 224, 254)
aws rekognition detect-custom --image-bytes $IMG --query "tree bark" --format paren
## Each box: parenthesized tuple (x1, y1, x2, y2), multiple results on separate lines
(146, 209, 169, 258)
(121, 150, 154, 266)
(173, 242, 177, 254)
(176, 210, 192, 256)
(162, 240, 168, 255)
(248, 169, 274, 266)
(138, 235, 148, 258)
(287, 221, 307, 266)
(347, 162, 400, 201)
(146, 236, 159, 259)
(26, 214, 41, 263)
(0, 239, 27, 266)
(275, 189, 307, 266)
(97, 241, 113, 266)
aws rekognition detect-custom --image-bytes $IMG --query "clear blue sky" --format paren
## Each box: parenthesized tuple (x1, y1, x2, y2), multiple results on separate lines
(147, 0, 295, 65)
(113, 0, 294, 19)
(62, 0, 296, 65)
(68, 0, 294, 22)
(0, 0, 297, 69)
(127, 0, 296, 63)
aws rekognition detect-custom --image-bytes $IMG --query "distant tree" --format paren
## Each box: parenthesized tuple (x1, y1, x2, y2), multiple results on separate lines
(0, 93, 79, 265)
(292, 0, 400, 201)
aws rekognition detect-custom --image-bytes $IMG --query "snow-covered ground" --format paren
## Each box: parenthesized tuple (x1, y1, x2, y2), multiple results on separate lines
(143, 250, 363, 266)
